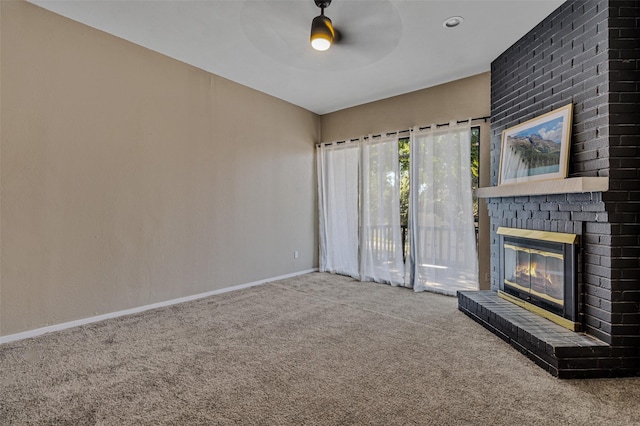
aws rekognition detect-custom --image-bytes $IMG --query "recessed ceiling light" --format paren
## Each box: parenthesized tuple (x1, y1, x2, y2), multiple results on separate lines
(443, 16, 464, 29)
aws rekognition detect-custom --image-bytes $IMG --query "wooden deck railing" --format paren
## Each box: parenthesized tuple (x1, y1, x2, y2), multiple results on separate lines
(364, 224, 478, 265)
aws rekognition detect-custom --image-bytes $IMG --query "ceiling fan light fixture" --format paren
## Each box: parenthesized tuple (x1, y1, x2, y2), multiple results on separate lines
(310, 15, 334, 51)
(310, 0, 334, 51)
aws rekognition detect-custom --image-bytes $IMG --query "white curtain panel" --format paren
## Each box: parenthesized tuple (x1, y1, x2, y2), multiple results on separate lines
(317, 142, 360, 279)
(409, 122, 479, 295)
(359, 135, 406, 286)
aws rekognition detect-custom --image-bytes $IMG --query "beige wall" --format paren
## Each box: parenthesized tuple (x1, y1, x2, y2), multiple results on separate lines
(320, 73, 490, 142)
(0, 1, 320, 336)
(320, 73, 492, 290)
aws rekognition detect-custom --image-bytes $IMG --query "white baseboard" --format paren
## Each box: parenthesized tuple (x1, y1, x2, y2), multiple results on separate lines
(0, 268, 318, 345)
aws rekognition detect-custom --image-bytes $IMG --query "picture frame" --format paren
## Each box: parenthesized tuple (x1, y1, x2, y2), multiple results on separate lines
(498, 103, 573, 185)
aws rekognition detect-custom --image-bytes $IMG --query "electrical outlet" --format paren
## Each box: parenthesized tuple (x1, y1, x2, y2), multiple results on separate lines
(294, 250, 299, 259)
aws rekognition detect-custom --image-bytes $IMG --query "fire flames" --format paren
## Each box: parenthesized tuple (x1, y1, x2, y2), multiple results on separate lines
(516, 261, 558, 297)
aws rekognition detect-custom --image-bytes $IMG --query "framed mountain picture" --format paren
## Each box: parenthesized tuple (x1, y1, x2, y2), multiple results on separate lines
(499, 103, 573, 185)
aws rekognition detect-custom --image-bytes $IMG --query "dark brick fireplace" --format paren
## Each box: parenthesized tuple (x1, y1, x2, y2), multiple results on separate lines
(458, 0, 639, 378)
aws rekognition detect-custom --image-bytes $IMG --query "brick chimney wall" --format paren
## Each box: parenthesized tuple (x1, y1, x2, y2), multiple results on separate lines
(488, 0, 639, 371)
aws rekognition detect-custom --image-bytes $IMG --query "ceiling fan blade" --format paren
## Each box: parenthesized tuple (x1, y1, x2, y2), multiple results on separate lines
(333, 28, 343, 44)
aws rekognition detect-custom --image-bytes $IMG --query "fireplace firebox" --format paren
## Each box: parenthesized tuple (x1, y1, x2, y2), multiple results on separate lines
(497, 227, 579, 331)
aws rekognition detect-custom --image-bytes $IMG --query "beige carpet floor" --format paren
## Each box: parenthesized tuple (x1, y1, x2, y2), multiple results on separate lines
(1, 272, 639, 425)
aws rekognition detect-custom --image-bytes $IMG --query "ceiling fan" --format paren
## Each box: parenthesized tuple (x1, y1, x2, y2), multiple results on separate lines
(239, 0, 402, 69)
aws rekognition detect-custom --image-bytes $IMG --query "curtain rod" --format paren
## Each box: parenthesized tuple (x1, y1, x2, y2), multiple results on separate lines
(318, 115, 490, 147)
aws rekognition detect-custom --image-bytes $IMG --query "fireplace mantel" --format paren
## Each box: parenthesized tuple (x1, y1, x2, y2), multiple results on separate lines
(476, 177, 609, 198)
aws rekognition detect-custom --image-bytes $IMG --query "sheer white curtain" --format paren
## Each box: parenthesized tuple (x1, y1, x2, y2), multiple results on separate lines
(409, 122, 478, 295)
(317, 142, 360, 279)
(359, 135, 406, 286)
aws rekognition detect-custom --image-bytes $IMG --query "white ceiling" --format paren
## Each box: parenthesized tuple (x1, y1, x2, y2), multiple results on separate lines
(29, 0, 565, 115)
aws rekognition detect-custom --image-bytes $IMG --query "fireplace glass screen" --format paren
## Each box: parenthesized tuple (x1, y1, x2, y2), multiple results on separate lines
(497, 227, 578, 328)
(503, 244, 564, 307)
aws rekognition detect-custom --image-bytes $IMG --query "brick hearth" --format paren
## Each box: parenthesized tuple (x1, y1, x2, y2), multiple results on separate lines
(458, 291, 616, 378)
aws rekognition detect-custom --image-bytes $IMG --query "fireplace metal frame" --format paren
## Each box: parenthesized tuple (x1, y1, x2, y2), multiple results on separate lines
(497, 227, 580, 331)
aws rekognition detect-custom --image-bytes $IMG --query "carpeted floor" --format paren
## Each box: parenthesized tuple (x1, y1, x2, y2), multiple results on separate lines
(1, 272, 639, 425)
